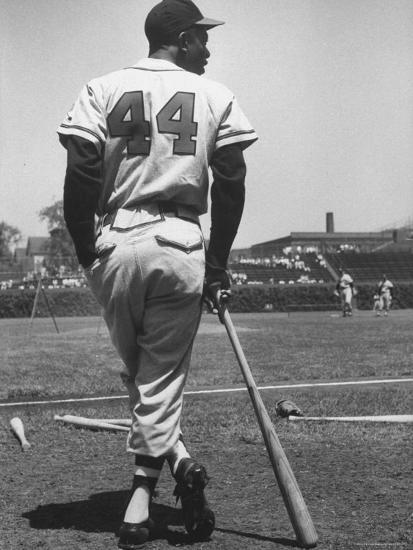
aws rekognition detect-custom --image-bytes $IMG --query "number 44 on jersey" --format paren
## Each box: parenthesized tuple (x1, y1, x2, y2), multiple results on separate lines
(107, 91, 197, 156)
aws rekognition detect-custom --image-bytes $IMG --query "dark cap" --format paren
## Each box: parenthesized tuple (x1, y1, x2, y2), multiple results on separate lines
(145, 0, 224, 44)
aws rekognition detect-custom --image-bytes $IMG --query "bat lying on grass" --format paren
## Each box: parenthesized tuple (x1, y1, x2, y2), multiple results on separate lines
(54, 414, 130, 432)
(289, 414, 413, 423)
(10, 417, 31, 451)
(93, 418, 132, 426)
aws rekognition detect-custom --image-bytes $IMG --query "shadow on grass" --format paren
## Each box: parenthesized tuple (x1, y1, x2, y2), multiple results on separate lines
(215, 526, 298, 547)
(23, 490, 298, 547)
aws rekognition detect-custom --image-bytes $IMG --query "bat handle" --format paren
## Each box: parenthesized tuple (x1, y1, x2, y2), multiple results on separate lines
(208, 282, 230, 324)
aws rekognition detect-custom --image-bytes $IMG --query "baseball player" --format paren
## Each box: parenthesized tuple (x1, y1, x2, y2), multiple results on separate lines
(58, 1, 257, 548)
(377, 274, 394, 316)
(336, 268, 355, 317)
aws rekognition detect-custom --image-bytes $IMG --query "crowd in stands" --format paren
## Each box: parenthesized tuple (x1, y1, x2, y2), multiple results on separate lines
(2, 245, 411, 290)
(229, 248, 330, 285)
(0, 265, 88, 290)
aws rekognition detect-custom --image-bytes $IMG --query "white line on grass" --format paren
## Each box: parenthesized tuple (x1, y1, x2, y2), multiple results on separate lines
(1, 377, 412, 408)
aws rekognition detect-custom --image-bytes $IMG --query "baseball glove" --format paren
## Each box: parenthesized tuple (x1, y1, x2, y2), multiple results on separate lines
(275, 399, 304, 418)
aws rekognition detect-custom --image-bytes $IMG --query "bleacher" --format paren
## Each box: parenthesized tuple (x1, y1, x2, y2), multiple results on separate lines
(229, 252, 334, 285)
(325, 252, 413, 282)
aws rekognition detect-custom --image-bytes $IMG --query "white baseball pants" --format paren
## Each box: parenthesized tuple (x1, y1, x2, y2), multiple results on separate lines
(340, 287, 353, 313)
(85, 212, 205, 457)
(380, 290, 392, 312)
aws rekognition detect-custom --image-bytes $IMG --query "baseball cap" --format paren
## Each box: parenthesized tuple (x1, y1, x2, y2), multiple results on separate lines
(145, 0, 224, 44)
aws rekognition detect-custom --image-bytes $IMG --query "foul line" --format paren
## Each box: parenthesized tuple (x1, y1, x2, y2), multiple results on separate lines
(1, 377, 412, 408)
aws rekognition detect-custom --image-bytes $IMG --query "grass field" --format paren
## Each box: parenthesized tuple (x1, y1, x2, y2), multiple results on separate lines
(1, 310, 412, 549)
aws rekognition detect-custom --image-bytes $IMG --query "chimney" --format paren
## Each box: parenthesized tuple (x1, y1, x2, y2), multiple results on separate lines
(326, 212, 334, 233)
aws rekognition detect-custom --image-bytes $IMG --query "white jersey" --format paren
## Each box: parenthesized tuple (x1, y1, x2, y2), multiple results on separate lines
(57, 58, 257, 216)
(379, 280, 393, 294)
(339, 273, 353, 289)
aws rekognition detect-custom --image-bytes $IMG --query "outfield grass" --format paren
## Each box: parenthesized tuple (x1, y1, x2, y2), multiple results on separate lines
(1, 311, 412, 549)
(1, 310, 412, 401)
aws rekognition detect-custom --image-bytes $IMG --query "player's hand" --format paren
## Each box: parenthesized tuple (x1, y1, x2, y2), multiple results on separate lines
(202, 266, 231, 320)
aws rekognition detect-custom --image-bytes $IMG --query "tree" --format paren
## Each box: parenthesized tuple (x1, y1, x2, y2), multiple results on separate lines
(39, 200, 78, 272)
(0, 222, 22, 258)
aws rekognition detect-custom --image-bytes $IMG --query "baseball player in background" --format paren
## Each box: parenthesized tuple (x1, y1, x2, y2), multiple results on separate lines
(58, 0, 257, 548)
(336, 268, 355, 317)
(373, 293, 381, 316)
(377, 274, 394, 316)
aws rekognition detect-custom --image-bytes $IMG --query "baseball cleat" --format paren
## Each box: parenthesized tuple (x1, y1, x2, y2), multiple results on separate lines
(173, 457, 215, 540)
(117, 518, 154, 549)
(118, 475, 157, 549)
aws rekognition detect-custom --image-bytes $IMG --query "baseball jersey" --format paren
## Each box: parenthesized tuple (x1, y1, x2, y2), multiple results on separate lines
(338, 273, 353, 289)
(379, 280, 393, 294)
(58, 58, 257, 217)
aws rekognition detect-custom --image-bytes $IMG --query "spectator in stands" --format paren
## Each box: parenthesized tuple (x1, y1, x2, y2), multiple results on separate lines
(335, 268, 355, 317)
(377, 274, 394, 316)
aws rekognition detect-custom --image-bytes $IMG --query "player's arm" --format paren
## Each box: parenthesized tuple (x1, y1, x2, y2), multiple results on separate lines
(203, 143, 246, 307)
(63, 135, 102, 268)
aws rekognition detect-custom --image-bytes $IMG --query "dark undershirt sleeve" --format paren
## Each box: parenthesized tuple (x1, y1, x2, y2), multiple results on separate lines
(207, 144, 247, 273)
(63, 135, 102, 268)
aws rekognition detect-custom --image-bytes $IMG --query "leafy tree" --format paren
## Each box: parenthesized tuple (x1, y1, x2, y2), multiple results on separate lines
(0, 222, 22, 258)
(39, 200, 78, 272)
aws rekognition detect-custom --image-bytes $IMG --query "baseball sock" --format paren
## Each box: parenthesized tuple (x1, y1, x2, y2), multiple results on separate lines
(123, 456, 164, 524)
(167, 438, 191, 475)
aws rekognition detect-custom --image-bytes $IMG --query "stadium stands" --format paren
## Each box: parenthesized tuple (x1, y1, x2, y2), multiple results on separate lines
(229, 252, 334, 285)
(229, 250, 413, 285)
(325, 252, 413, 282)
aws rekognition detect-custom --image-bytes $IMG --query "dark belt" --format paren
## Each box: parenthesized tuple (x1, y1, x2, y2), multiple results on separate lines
(102, 202, 198, 228)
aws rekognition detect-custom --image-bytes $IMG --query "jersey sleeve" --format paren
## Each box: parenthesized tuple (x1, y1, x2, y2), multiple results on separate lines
(57, 81, 107, 153)
(215, 95, 258, 151)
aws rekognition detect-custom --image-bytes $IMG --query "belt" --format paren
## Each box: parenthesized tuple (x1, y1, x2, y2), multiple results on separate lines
(102, 202, 199, 228)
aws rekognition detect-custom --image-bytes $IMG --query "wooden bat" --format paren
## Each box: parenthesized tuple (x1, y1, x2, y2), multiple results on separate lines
(10, 417, 31, 451)
(54, 414, 130, 432)
(215, 293, 318, 548)
(289, 414, 413, 423)
(93, 418, 132, 426)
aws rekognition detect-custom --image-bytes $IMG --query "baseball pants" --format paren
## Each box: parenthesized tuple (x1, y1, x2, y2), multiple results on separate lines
(380, 291, 392, 312)
(85, 210, 205, 457)
(340, 287, 353, 312)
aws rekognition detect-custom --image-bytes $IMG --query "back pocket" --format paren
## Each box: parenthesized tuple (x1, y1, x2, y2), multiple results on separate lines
(155, 233, 203, 254)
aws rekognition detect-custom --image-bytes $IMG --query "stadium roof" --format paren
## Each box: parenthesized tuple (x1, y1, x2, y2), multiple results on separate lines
(253, 230, 394, 247)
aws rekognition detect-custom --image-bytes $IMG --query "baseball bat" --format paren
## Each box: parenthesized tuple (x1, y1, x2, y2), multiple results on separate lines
(289, 414, 413, 423)
(93, 418, 132, 426)
(214, 293, 318, 548)
(10, 417, 31, 451)
(54, 414, 130, 432)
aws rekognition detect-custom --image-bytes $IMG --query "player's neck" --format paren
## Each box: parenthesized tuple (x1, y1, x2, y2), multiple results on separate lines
(148, 46, 179, 67)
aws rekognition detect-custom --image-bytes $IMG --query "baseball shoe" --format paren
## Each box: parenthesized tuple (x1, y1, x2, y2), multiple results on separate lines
(173, 457, 215, 540)
(117, 518, 154, 549)
(117, 476, 157, 549)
